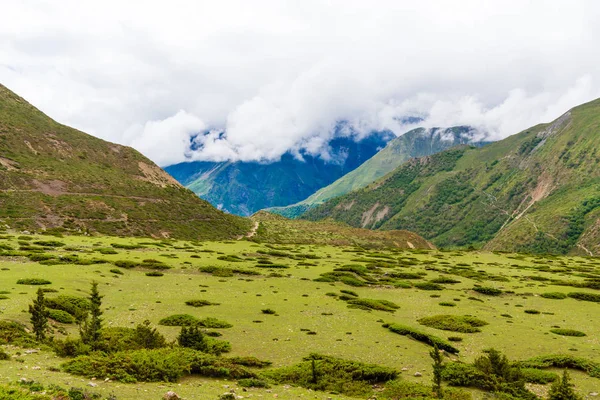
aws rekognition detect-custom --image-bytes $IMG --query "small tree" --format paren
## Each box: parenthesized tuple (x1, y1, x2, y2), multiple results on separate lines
(178, 326, 207, 351)
(134, 320, 166, 349)
(29, 288, 49, 341)
(430, 344, 444, 398)
(548, 370, 581, 400)
(80, 282, 103, 349)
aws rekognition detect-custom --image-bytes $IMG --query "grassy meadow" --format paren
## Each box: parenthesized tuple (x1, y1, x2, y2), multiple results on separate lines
(0, 232, 599, 399)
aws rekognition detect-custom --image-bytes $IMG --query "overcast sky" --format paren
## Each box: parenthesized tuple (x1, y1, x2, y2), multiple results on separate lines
(1, 1, 600, 166)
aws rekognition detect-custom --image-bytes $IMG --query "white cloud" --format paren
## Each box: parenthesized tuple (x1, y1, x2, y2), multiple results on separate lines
(1, 1, 600, 165)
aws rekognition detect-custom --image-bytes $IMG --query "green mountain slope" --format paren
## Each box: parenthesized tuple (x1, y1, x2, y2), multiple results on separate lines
(267, 126, 486, 218)
(302, 98, 600, 256)
(0, 84, 251, 240)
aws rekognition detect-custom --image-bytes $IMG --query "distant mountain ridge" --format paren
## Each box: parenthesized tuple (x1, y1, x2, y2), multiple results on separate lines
(0, 84, 251, 240)
(302, 98, 600, 256)
(267, 126, 488, 218)
(165, 129, 394, 216)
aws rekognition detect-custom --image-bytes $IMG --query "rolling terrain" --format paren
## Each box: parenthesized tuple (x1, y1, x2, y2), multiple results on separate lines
(302, 98, 600, 255)
(165, 129, 394, 216)
(0, 84, 252, 240)
(267, 126, 487, 218)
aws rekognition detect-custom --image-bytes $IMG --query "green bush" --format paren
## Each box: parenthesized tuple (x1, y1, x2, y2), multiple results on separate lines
(549, 329, 586, 337)
(261, 308, 277, 314)
(264, 353, 398, 397)
(340, 289, 359, 297)
(114, 260, 139, 269)
(53, 338, 91, 357)
(385, 323, 459, 354)
(16, 278, 51, 285)
(48, 309, 74, 324)
(472, 287, 502, 296)
(0, 349, 9, 360)
(46, 295, 89, 321)
(520, 368, 558, 384)
(227, 356, 272, 368)
(430, 277, 461, 284)
(567, 292, 600, 303)
(0, 321, 36, 347)
(185, 299, 219, 307)
(418, 315, 488, 333)
(145, 271, 163, 277)
(439, 302, 456, 307)
(140, 259, 170, 270)
(158, 314, 199, 326)
(524, 309, 540, 314)
(199, 317, 232, 329)
(109, 268, 124, 275)
(33, 240, 65, 247)
(518, 354, 600, 378)
(346, 298, 399, 312)
(541, 292, 567, 299)
(442, 362, 483, 386)
(177, 326, 231, 355)
(62, 348, 255, 383)
(414, 282, 444, 291)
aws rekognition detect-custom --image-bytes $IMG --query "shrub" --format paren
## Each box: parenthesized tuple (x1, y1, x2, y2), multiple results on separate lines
(524, 309, 540, 314)
(518, 354, 600, 378)
(567, 292, 600, 303)
(430, 277, 461, 284)
(520, 368, 558, 384)
(441, 362, 483, 386)
(472, 287, 502, 296)
(33, 240, 65, 247)
(199, 317, 232, 329)
(238, 378, 270, 388)
(177, 326, 231, 355)
(264, 353, 397, 397)
(185, 299, 219, 307)
(140, 259, 170, 270)
(340, 289, 359, 297)
(448, 336, 463, 342)
(414, 282, 444, 291)
(113, 260, 139, 269)
(439, 302, 456, 307)
(145, 271, 163, 277)
(261, 308, 277, 314)
(159, 314, 199, 326)
(53, 338, 91, 357)
(48, 309, 74, 324)
(346, 298, 399, 312)
(550, 329, 586, 337)
(46, 295, 89, 321)
(418, 315, 488, 333)
(17, 278, 51, 285)
(227, 356, 272, 368)
(109, 268, 123, 275)
(97, 248, 118, 255)
(0, 349, 9, 360)
(385, 323, 459, 354)
(541, 292, 567, 299)
(0, 321, 37, 347)
(62, 348, 255, 383)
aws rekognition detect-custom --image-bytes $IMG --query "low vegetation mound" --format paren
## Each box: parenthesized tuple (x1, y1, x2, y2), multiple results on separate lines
(417, 315, 488, 333)
(384, 323, 459, 354)
(550, 329, 586, 337)
(263, 353, 398, 397)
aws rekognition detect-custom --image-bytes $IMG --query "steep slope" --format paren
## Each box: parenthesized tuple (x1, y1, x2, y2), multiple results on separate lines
(267, 126, 487, 218)
(302, 98, 600, 255)
(251, 211, 434, 249)
(165, 131, 394, 216)
(0, 84, 251, 240)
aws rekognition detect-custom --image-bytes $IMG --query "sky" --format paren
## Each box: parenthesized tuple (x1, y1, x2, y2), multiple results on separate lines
(1, 1, 600, 166)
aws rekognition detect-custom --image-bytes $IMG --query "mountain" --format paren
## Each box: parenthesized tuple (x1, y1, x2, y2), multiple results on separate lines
(301, 98, 600, 256)
(0, 84, 251, 240)
(267, 126, 487, 218)
(164, 130, 394, 216)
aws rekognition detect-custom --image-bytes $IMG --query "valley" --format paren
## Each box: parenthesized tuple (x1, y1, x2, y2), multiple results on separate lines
(1, 231, 599, 399)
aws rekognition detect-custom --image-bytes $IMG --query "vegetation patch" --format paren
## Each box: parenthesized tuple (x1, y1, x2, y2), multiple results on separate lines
(48, 309, 74, 324)
(384, 323, 459, 354)
(16, 278, 52, 285)
(185, 299, 220, 307)
(550, 329, 586, 337)
(263, 353, 398, 397)
(472, 287, 502, 296)
(568, 292, 600, 303)
(345, 298, 399, 312)
(541, 292, 567, 299)
(417, 315, 488, 333)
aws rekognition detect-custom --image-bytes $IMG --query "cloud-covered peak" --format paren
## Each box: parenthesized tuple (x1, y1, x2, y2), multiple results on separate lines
(1, 1, 599, 166)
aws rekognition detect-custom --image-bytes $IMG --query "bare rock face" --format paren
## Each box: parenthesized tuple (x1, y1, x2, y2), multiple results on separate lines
(163, 391, 180, 400)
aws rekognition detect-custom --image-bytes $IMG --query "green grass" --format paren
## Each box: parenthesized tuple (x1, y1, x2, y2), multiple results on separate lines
(0, 233, 599, 398)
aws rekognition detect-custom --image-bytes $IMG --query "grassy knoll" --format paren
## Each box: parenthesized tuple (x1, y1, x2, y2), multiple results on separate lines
(1, 233, 599, 399)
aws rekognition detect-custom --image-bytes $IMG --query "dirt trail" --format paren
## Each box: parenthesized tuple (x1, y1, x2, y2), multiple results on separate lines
(238, 221, 259, 240)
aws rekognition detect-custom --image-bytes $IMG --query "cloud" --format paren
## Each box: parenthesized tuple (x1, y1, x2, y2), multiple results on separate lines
(1, 1, 600, 165)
